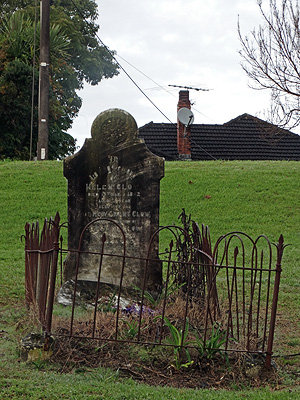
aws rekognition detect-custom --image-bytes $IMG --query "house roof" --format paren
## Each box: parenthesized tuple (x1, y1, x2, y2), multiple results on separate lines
(138, 113, 300, 161)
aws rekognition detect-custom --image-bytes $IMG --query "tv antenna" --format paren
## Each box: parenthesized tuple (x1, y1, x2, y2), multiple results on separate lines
(169, 84, 211, 92)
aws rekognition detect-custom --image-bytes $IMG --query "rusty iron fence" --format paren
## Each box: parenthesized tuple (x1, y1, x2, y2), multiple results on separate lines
(24, 212, 64, 334)
(24, 212, 285, 368)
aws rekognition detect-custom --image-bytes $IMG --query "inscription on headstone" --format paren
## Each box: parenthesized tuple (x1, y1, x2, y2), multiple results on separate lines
(63, 109, 164, 291)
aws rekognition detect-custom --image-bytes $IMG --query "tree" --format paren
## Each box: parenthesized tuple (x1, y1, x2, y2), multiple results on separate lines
(238, 0, 300, 129)
(0, 0, 119, 160)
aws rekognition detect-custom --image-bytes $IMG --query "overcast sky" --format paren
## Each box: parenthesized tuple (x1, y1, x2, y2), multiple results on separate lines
(69, 0, 289, 147)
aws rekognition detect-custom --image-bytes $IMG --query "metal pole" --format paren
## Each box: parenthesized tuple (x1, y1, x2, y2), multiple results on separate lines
(44, 213, 60, 341)
(37, 0, 50, 161)
(265, 234, 284, 368)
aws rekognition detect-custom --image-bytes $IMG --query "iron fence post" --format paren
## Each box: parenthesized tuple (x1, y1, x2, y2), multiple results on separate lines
(44, 213, 60, 348)
(24, 224, 31, 308)
(265, 234, 284, 368)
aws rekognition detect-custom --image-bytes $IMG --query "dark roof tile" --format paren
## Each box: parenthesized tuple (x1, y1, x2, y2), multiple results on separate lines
(138, 114, 300, 160)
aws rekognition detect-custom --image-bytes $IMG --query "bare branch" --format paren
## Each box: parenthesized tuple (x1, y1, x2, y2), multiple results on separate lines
(238, 0, 300, 128)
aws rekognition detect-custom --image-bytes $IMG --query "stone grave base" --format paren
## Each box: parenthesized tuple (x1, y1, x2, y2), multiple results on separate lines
(56, 280, 136, 310)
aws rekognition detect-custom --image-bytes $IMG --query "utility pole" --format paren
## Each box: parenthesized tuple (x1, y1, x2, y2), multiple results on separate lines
(37, 0, 50, 160)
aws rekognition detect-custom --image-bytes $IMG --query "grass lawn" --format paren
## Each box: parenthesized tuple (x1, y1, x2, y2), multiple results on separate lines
(0, 159, 300, 399)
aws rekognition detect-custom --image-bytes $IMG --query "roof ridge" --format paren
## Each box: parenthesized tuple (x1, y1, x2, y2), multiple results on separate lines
(224, 113, 255, 125)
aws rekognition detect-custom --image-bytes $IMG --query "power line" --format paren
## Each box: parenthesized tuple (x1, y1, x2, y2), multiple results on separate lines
(70, 1, 218, 130)
(116, 54, 175, 98)
(68, 0, 218, 160)
(70, 0, 217, 127)
(105, 48, 218, 160)
(96, 37, 175, 124)
(101, 46, 218, 160)
(70, 0, 174, 124)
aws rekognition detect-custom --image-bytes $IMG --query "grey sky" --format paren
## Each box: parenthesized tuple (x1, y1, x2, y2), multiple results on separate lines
(70, 0, 289, 147)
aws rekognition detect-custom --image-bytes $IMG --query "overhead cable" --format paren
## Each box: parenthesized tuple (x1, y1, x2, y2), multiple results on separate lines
(68, 0, 218, 160)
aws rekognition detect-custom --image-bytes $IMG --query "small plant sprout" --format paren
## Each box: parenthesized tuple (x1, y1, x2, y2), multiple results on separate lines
(155, 315, 194, 370)
(97, 289, 118, 314)
(196, 322, 229, 364)
(121, 319, 140, 339)
(31, 350, 46, 370)
(134, 282, 186, 308)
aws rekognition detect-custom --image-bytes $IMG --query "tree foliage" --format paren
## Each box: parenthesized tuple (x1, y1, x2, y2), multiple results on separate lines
(238, 0, 300, 129)
(0, 0, 119, 160)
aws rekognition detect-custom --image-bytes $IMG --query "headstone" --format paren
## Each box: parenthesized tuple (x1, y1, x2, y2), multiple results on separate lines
(63, 109, 164, 292)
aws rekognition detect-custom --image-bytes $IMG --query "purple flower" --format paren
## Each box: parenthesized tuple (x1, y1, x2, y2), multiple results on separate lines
(122, 304, 155, 316)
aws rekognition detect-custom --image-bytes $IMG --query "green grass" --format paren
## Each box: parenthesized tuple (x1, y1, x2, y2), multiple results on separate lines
(0, 160, 67, 303)
(161, 161, 300, 303)
(161, 160, 300, 241)
(2, 365, 299, 400)
(1, 159, 300, 398)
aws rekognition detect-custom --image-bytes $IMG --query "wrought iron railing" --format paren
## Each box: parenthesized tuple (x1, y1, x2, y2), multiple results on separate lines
(24, 212, 284, 368)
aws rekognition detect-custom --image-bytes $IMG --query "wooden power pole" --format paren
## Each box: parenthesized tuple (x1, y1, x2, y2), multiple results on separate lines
(37, 0, 50, 160)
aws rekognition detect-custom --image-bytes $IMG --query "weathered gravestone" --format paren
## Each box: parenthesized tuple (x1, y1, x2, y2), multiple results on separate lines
(63, 108, 164, 292)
